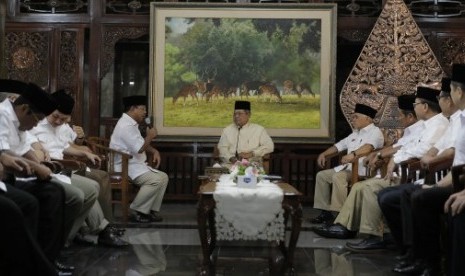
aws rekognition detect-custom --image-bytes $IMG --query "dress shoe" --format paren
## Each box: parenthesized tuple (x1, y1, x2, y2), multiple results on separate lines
(55, 261, 75, 272)
(393, 259, 427, 274)
(395, 250, 412, 262)
(420, 266, 441, 276)
(107, 225, 126, 236)
(345, 235, 386, 252)
(131, 211, 152, 223)
(150, 211, 163, 222)
(310, 211, 334, 224)
(73, 233, 96, 246)
(57, 270, 73, 276)
(98, 227, 129, 247)
(313, 223, 357, 239)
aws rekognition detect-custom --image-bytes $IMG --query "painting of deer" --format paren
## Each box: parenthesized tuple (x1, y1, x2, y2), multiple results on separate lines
(172, 84, 199, 105)
(258, 84, 282, 103)
(296, 82, 315, 97)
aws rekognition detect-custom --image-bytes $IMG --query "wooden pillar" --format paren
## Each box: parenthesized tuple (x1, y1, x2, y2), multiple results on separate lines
(0, 1, 6, 78)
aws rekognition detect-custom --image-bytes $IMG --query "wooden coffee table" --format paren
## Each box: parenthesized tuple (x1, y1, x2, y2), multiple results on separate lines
(197, 179, 302, 275)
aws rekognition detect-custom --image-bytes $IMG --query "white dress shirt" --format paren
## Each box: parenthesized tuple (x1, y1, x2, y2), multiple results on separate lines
(392, 120, 425, 148)
(29, 118, 71, 159)
(110, 113, 149, 180)
(393, 113, 449, 164)
(0, 99, 33, 156)
(434, 111, 461, 154)
(334, 123, 384, 175)
(453, 109, 465, 166)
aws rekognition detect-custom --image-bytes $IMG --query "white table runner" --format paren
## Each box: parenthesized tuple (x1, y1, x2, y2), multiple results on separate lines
(213, 174, 285, 241)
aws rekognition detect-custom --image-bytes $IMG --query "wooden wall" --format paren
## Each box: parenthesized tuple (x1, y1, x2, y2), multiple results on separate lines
(3, 0, 465, 204)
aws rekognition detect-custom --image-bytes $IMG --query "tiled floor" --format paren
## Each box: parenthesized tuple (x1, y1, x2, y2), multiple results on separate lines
(65, 203, 399, 275)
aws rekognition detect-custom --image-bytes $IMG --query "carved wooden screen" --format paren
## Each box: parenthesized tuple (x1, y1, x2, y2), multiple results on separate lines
(339, 0, 444, 144)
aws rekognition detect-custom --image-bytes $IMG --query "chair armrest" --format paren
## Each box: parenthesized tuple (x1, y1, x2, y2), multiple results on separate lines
(398, 158, 420, 183)
(424, 157, 453, 184)
(324, 150, 347, 170)
(452, 164, 465, 192)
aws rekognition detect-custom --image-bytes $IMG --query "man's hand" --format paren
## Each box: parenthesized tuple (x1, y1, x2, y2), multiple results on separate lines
(383, 159, 396, 182)
(364, 152, 376, 166)
(0, 153, 32, 175)
(85, 152, 101, 166)
(420, 155, 434, 168)
(317, 153, 326, 168)
(151, 149, 161, 168)
(340, 152, 355, 164)
(238, 152, 253, 160)
(72, 125, 85, 139)
(32, 163, 52, 181)
(146, 127, 158, 140)
(445, 190, 465, 216)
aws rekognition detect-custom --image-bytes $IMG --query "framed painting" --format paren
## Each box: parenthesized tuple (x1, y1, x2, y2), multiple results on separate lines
(149, 2, 337, 142)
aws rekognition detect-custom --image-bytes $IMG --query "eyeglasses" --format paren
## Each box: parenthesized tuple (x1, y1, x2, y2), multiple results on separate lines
(436, 95, 449, 101)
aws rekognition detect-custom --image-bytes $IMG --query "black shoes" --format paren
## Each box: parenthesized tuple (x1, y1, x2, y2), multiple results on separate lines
(55, 261, 74, 275)
(131, 211, 163, 223)
(310, 211, 335, 224)
(313, 223, 357, 239)
(345, 235, 386, 252)
(97, 226, 129, 247)
(150, 211, 163, 222)
(107, 225, 126, 237)
(131, 211, 153, 223)
(73, 233, 95, 246)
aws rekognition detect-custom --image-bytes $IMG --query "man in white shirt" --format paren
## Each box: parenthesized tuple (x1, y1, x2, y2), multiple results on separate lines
(312, 95, 418, 240)
(311, 103, 384, 227)
(110, 95, 168, 223)
(411, 64, 465, 276)
(217, 100, 274, 166)
(30, 90, 127, 247)
(372, 85, 450, 273)
(0, 80, 71, 273)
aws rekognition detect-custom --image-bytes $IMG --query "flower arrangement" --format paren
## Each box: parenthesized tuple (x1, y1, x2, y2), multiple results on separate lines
(229, 159, 265, 177)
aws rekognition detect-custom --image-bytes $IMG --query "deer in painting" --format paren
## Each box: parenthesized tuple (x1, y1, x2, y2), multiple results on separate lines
(241, 80, 269, 98)
(258, 84, 282, 103)
(172, 83, 199, 105)
(296, 82, 315, 97)
(282, 80, 297, 96)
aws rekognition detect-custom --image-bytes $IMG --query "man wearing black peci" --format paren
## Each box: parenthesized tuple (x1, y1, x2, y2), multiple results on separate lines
(217, 100, 274, 166)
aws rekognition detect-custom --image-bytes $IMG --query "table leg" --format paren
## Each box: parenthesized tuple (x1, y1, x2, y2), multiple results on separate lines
(197, 197, 216, 275)
(282, 200, 302, 274)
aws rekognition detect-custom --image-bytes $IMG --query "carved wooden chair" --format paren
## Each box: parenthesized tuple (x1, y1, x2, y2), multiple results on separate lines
(399, 157, 454, 184)
(452, 163, 465, 192)
(86, 136, 133, 222)
(324, 149, 374, 194)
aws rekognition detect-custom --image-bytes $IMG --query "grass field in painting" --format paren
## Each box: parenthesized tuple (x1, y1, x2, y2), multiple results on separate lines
(163, 95, 321, 129)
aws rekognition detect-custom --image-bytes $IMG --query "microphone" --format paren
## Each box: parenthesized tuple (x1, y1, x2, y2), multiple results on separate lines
(145, 116, 154, 128)
(235, 125, 242, 158)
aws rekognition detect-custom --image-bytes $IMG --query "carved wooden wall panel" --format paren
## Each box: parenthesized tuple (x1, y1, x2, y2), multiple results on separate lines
(339, 0, 444, 136)
(4, 25, 84, 125)
(5, 29, 52, 87)
(58, 28, 85, 126)
(430, 32, 465, 76)
(100, 26, 149, 79)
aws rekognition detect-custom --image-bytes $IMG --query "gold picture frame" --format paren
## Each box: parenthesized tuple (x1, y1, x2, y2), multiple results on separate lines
(149, 2, 337, 142)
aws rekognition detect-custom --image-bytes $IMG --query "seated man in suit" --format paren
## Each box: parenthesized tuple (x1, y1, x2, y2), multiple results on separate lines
(110, 95, 168, 223)
(217, 100, 274, 166)
(310, 103, 384, 226)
